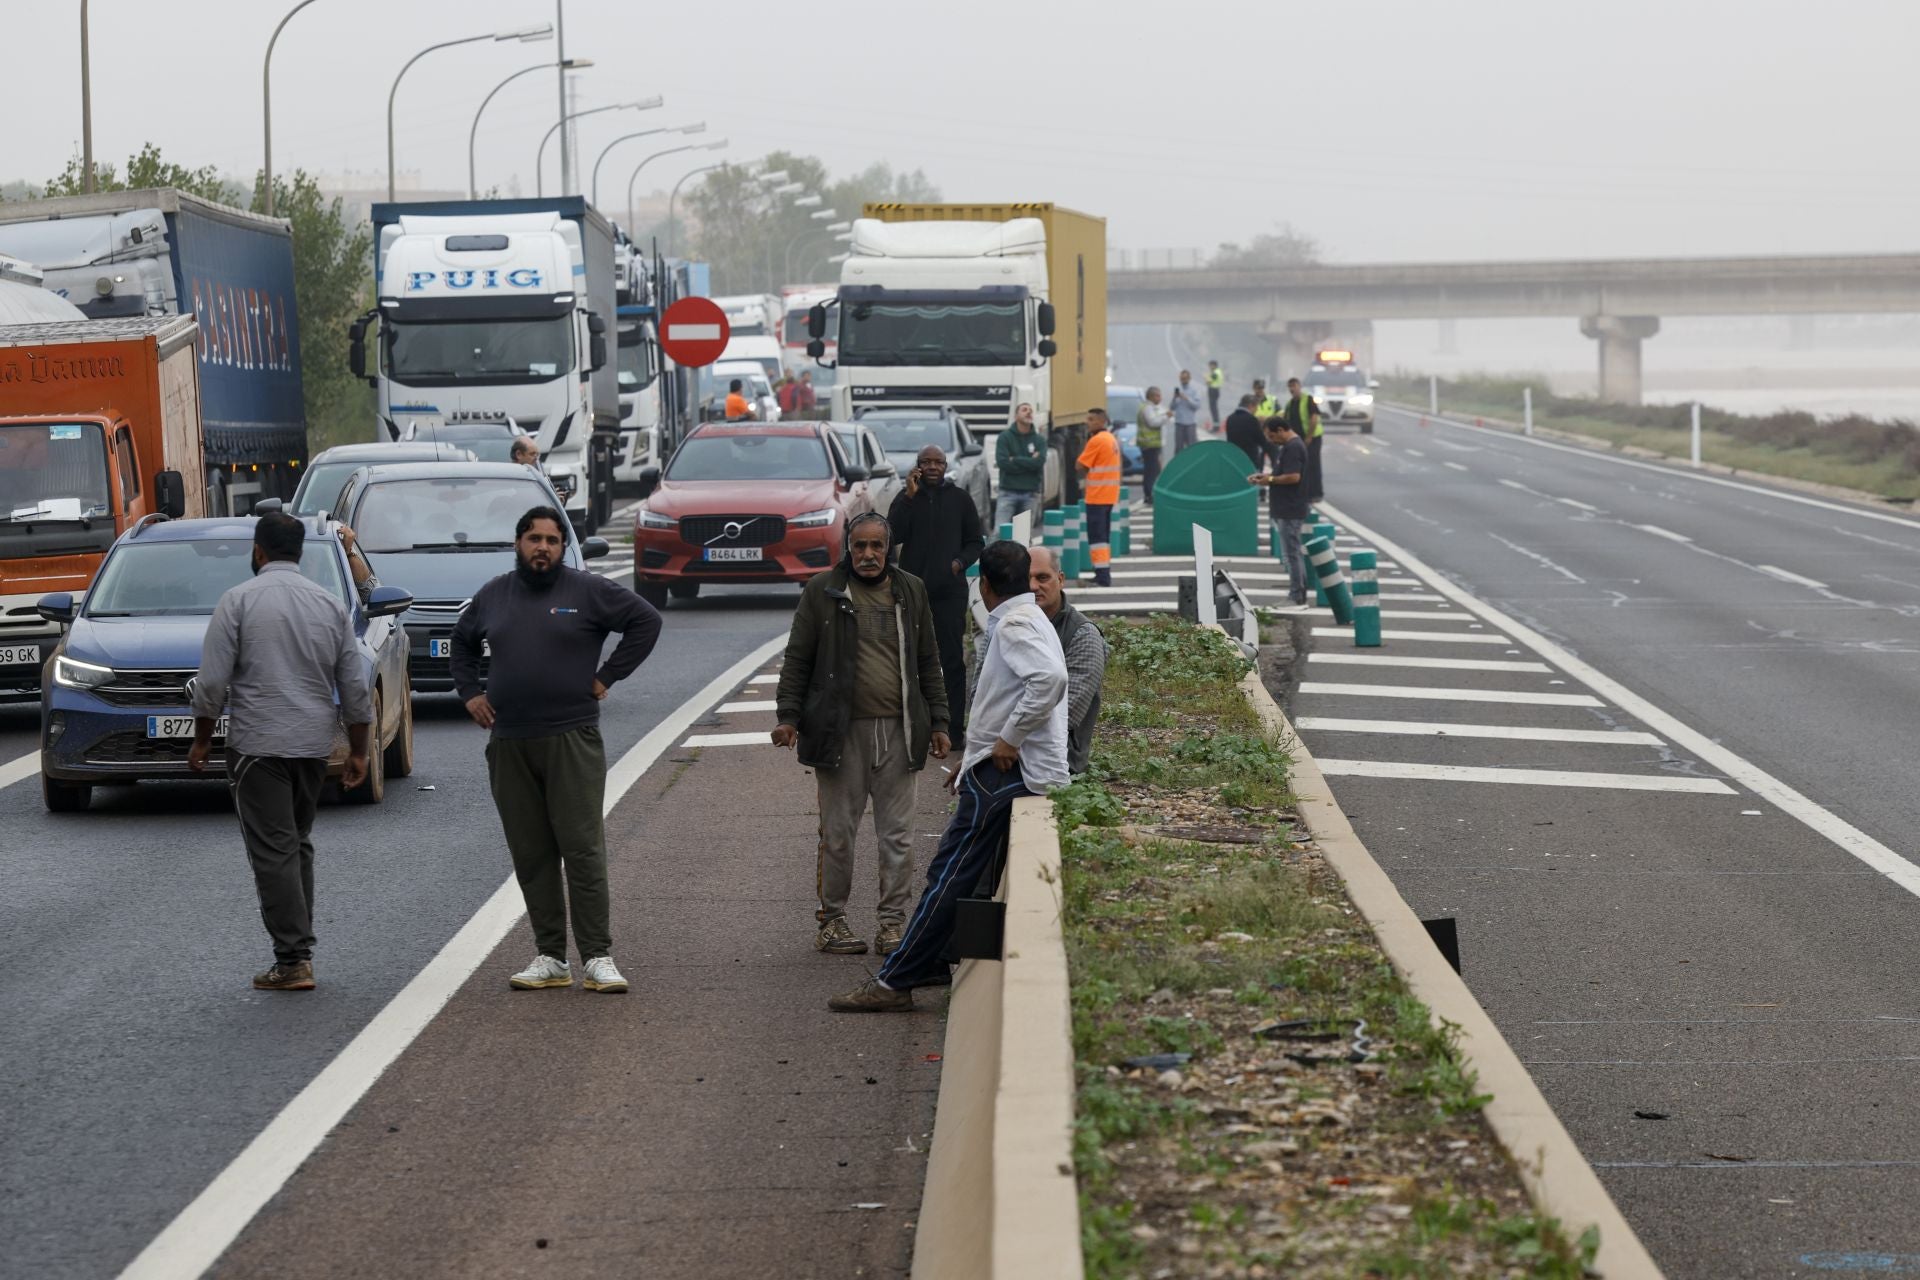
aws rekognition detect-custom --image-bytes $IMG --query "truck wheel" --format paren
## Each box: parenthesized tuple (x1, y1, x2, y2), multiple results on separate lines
(637, 581, 670, 609)
(383, 681, 415, 779)
(668, 581, 701, 600)
(345, 690, 387, 804)
(43, 775, 92, 813)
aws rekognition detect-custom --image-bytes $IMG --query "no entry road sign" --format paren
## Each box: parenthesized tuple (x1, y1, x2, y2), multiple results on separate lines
(659, 297, 731, 368)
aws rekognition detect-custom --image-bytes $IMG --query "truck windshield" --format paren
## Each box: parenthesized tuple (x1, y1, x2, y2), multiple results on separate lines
(0, 422, 112, 521)
(667, 434, 831, 481)
(354, 477, 554, 553)
(838, 300, 1026, 366)
(385, 316, 573, 385)
(85, 539, 346, 616)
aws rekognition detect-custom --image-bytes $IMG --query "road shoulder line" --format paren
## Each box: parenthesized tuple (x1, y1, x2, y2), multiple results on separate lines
(115, 634, 789, 1280)
(1243, 669, 1666, 1279)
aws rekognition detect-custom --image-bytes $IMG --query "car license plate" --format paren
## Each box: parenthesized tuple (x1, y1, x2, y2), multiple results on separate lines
(429, 638, 489, 659)
(705, 547, 762, 562)
(147, 714, 225, 739)
(0, 644, 39, 666)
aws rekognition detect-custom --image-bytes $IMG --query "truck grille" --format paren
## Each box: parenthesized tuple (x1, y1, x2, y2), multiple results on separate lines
(850, 388, 1012, 431)
(94, 668, 195, 708)
(679, 515, 786, 548)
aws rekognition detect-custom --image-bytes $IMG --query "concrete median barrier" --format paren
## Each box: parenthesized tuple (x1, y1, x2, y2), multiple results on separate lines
(914, 797, 1083, 1280)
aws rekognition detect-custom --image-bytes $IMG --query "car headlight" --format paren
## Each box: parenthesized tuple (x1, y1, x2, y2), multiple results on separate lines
(52, 655, 115, 690)
(638, 508, 676, 530)
(789, 508, 838, 529)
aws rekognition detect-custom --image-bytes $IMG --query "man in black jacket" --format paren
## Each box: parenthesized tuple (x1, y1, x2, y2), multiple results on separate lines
(773, 512, 950, 957)
(1224, 394, 1268, 467)
(888, 445, 984, 739)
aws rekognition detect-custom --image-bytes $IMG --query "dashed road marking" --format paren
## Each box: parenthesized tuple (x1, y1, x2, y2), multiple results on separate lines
(1310, 627, 1511, 645)
(747, 674, 778, 684)
(0, 750, 39, 793)
(1295, 717, 1664, 746)
(1757, 564, 1829, 589)
(1443, 461, 1470, 473)
(1299, 681, 1605, 707)
(1635, 524, 1693, 543)
(684, 731, 772, 748)
(1316, 758, 1735, 794)
(1557, 497, 1601, 512)
(717, 700, 777, 713)
(1310, 653, 1553, 674)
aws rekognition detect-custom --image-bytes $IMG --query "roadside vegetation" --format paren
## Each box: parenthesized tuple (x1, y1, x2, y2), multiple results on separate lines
(1381, 372, 1920, 500)
(1060, 617, 1596, 1278)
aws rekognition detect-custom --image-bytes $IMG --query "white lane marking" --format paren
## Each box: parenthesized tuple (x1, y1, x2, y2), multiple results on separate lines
(717, 700, 777, 713)
(1381, 405, 1920, 534)
(683, 731, 773, 748)
(1075, 599, 1178, 613)
(665, 322, 721, 341)
(1299, 681, 1604, 707)
(1487, 532, 1585, 583)
(1403, 448, 1426, 457)
(0, 749, 39, 792)
(1443, 461, 1471, 473)
(1757, 564, 1829, 590)
(1497, 478, 1540, 494)
(1310, 652, 1553, 673)
(1318, 759, 1735, 794)
(1303, 608, 1480, 621)
(747, 673, 778, 684)
(1558, 497, 1601, 512)
(1324, 500, 1920, 900)
(1635, 524, 1693, 543)
(116, 633, 790, 1280)
(1296, 717, 1664, 746)
(1311, 627, 1511, 645)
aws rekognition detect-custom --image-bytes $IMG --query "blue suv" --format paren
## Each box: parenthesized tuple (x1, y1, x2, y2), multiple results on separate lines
(37, 514, 415, 812)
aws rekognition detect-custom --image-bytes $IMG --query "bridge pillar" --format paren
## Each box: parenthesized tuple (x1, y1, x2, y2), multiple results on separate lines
(1580, 314, 1660, 405)
(1436, 318, 1458, 354)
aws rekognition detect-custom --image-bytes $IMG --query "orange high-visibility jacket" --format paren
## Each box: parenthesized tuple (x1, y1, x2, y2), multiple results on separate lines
(1077, 428, 1121, 505)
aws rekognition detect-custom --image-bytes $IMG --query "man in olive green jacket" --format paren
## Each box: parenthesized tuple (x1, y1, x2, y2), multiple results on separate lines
(773, 512, 951, 957)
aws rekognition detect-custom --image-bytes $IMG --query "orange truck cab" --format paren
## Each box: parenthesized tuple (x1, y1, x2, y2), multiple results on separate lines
(0, 315, 203, 698)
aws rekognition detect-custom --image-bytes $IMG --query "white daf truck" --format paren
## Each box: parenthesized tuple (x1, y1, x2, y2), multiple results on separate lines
(351, 197, 621, 532)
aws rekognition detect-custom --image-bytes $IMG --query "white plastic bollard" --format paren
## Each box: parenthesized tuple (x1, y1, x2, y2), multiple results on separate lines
(1691, 401, 1702, 469)
(1523, 385, 1533, 436)
(1429, 374, 1439, 415)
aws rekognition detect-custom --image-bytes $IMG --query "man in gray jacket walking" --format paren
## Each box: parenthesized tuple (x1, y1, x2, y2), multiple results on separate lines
(189, 511, 372, 992)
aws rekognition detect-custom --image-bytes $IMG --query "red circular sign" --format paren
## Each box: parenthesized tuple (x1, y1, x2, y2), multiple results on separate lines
(658, 296, 731, 368)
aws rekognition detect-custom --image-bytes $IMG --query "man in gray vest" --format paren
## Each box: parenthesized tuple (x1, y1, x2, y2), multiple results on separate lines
(969, 545, 1106, 775)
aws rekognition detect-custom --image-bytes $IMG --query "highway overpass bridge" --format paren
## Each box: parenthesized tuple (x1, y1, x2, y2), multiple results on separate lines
(1108, 253, 1920, 403)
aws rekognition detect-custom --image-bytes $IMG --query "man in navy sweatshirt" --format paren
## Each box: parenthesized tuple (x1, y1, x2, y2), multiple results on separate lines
(452, 506, 662, 994)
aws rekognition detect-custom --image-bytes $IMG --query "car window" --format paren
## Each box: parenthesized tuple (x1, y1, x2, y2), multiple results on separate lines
(666, 434, 831, 481)
(84, 538, 346, 616)
(353, 477, 554, 552)
(292, 461, 364, 516)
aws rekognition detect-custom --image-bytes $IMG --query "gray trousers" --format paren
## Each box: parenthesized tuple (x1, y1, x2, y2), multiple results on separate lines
(486, 726, 612, 962)
(1272, 517, 1309, 603)
(815, 717, 917, 926)
(228, 753, 328, 964)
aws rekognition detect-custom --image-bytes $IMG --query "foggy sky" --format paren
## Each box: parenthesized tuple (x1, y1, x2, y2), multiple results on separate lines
(6, 0, 1918, 263)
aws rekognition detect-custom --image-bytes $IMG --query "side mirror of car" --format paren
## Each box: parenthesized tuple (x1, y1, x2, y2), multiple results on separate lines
(581, 536, 611, 561)
(961, 438, 983, 457)
(347, 310, 378, 386)
(840, 464, 870, 485)
(154, 469, 186, 519)
(870, 457, 898, 477)
(636, 465, 662, 500)
(36, 592, 77, 625)
(1037, 338, 1058, 359)
(364, 585, 414, 619)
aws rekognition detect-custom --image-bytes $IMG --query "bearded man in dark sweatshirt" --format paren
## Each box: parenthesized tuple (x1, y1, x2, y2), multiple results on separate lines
(452, 506, 662, 994)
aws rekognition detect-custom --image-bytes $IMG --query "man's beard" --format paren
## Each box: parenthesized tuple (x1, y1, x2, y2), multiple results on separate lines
(514, 549, 562, 589)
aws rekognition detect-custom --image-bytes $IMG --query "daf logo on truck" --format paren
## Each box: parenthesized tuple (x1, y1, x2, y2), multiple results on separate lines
(404, 269, 544, 292)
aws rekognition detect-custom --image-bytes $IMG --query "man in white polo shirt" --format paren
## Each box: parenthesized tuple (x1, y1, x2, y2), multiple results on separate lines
(829, 539, 1069, 1012)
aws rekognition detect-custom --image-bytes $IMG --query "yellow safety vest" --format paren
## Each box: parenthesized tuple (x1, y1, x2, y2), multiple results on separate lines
(1206, 367, 1224, 389)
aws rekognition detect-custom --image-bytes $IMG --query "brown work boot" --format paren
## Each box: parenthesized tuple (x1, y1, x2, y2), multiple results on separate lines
(253, 961, 315, 991)
(815, 916, 868, 955)
(829, 976, 913, 1013)
(875, 921, 905, 957)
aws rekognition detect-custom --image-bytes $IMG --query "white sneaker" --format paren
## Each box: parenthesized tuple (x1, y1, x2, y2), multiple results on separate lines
(509, 954, 573, 990)
(581, 954, 629, 994)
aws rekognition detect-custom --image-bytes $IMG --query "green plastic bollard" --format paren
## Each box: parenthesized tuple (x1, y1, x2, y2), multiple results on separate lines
(1350, 550, 1381, 646)
(1306, 536, 1354, 625)
(1043, 507, 1064, 560)
(1114, 485, 1131, 558)
(1311, 522, 1336, 603)
(1063, 502, 1082, 581)
(998, 521, 1014, 543)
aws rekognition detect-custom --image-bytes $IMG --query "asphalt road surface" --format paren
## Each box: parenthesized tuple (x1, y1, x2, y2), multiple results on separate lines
(0, 565, 799, 1279)
(1278, 409, 1920, 1278)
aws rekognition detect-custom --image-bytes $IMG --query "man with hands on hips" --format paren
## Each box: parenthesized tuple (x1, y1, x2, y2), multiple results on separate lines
(452, 506, 662, 995)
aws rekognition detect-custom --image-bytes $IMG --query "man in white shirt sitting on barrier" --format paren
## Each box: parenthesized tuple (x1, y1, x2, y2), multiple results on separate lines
(829, 540, 1070, 1012)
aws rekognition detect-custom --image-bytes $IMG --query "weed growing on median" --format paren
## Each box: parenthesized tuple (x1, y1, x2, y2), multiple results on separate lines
(1061, 616, 1595, 1278)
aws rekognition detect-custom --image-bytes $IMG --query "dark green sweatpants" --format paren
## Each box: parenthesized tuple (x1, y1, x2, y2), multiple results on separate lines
(484, 725, 611, 962)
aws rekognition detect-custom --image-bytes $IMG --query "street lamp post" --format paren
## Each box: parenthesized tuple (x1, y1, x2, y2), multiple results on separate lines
(470, 57, 591, 199)
(80, 0, 94, 193)
(536, 97, 662, 197)
(785, 219, 849, 282)
(388, 24, 552, 202)
(664, 154, 733, 257)
(591, 122, 704, 207)
(262, 0, 323, 215)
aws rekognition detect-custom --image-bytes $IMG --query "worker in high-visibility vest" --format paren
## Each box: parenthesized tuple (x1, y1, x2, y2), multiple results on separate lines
(1075, 407, 1121, 587)
(1252, 378, 1278, 418)
(1283, 376, 1326, 501)
(1205, 360, 1225, 425)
